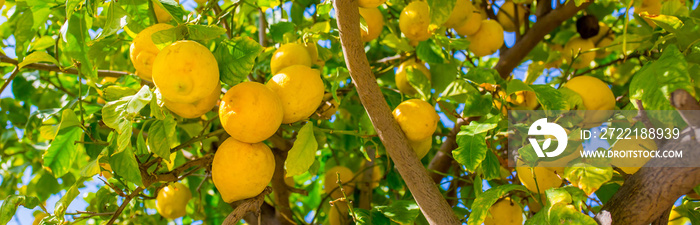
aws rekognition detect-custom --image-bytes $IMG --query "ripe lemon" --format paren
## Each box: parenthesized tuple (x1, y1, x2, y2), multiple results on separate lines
(129, 23, 173, 81)
(563, 76, 615, 124)
(455, 10, 483, 36)
(410, 137, 432, 159)
(484, 198, 523, 225)
(100, 163, 113, 180)
(444, 0, 474, 28)
(562, 36, 595, 69)
(270, 43, 312, 74)
(611, 137, 656, 175)
(324, 166, 355, 199)
(395, 59, 431, 95)
(399, 1, 431, 44)
(359, 7, 384, 42)
(33, 212, 48, 225)
(497, 1, 527, 32)
(164, 83, 221, 119)
(358, 0, 386, 8)
(152, 40, 220, 104)
(592, 22, 615, 58)
(510, 91, 538, 109)
(468, 20, 505, 57)
(516, 160, 563, 194)
(219, 82, 283, 143)
(392, 99, 439, 141)
(153, 3, 172, 23)
(328, 201, 350, 225)
(212, 138, 275, 203)
(156, 182, 192, 219)
(266, 65, 325, 124)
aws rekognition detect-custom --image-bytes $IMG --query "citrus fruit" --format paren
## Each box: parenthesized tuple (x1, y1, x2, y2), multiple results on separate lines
(392, 99, 439, 141)
(129, 23, 174, 81)
(266, 65, 325, 124)
(562, 36, 595, 69)
(410, 136, 432, 159)
(152, 40, 220, 104)
(399, 1, 431, 44)
(510, 91, 538, 109)
(358, 0, 386, 8)
(153, 3, 172, 23)
(303, 41, 324, 67)
(516, 160, 563, 194)
(156, 182, 192, 219)
(212, 138, 275, 203)
(359, 7, 384, 42)
(444, 0, 474, 28)
(164, 83, 221, 119)
(611, 137, 656, 175)
(395, 59, 431, 95)
(484, 197, 523, 225)
(100, 163, 113, 180)
(468, 20, 505, 57)
(219, 82, 283, 143)
(324, 166, 355, 199)
(455, 10, 483, 36)
(270, 43, 312, 74)
(563, 76, 615, 124)
(497, 1, 527, 32)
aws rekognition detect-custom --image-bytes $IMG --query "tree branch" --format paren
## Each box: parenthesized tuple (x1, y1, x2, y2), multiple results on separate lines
(0, 53, 131, 78)
(427, 117, 475, 184)
(224, 187, 274, 225)
(105, 187, 144, 225)
(494, 0, 591, 78)
(333, 1, 459, 224)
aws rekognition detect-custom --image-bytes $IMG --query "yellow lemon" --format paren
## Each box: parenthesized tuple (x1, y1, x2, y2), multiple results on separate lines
(270, 43, 312, 74)
(100, 163, 113, 180)
(266, 65, 325, 124)
(325, 166, 355, 199)
(468, 20, 505, 57)
(395, 59, 431, 95)
(497, 1, 527, 32)
(164, 83, 221, 119)
(510, 91, 538, 109)
(444, 0, 474, 28)
(156, 182, 192, 219)
(562, 36, 595, 69)
(516, 160, 563, 194)
(484, 198, 523, 225)
(563, 76, 615, 124)
(400, 1, 431, 43)
(152, 40, 220, 104)
(328, 201, 350, 225)
(129, 23, 173, 81)
(219, 82, 283, 143)
(392, 99, 439, 141)
(33, 212, 48, 225)
(669, 206, 690, 225)
(592, 22, 615, 58)
(455, 9, 483, 36)
(154, 3, 173, 23)
(212, 138, 275, 203)
(611, 137, 656, 175)
(410, 137, 432, 159)
(358, 0, 386, 8)
(359, 7, 384, 42)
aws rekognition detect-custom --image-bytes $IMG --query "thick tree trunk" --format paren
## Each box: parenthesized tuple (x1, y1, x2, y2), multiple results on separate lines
(333, 0, 459, 224)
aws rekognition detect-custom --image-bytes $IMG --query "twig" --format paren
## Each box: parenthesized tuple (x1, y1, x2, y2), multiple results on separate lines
(170, 129, 226, 153)
(0, 67, 19, 95)
(223, 187, 273, 225)
(105, 187, 144, 225)
(0, 53, 131, 78)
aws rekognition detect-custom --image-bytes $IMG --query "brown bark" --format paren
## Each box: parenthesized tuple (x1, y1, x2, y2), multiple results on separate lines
(333, 0, 459, 224)
(271, 148, 295, 225)
(224, 187, 274, 225)
(494, 0, 591, 78)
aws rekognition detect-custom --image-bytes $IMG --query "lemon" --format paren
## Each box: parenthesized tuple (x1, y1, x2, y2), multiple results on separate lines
(516, 160, 563, 194)
(358, 0, 386, 8)
(153, 2, 173, 23)
(611, 137, 656, 175)
(324, 166, 355, 199)
(96, 77, 118, 104)
(359, 7, 384, 42)
(563, 76, 615, 124)
(468, 20, 505, 57)
(33, 212, 48, 225)
(152, 40, 220, 104)
(129, 23, 173, 81)
(392, 99, 439, 141)
(328, 201, 350, 225)
(510, 91, 538, 109)
(220, 82, 283, 143)
(497, 1, 527, 32)
(455, 10, 483, 36)
(156, 182, 192, 219)
(395, 59, 431, 95)
(592, 22, 615, 58)
(270, 43, 312, 74)
(266, 65, 325, 124)
(669, 206, 690, 225)
(100, 163, 113, 180)
(484, 198, 523, 225)
(164, 83, 221, 119)
(444, 0, 474, 28)
(562, 36, 595, 69)
(212, 138, 275, 203)
(399, 1, 431, 44)
(410, 137, 432, 159)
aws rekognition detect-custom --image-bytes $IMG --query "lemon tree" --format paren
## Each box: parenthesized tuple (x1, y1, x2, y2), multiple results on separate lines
(0, 0, 699, 225)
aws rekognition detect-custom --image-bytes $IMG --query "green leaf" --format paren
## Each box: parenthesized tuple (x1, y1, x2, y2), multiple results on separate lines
(0, 195, 41, 224)
(54, 177, 89, 218)
(430, 62, 458, 95)
(214, 37, 264, 86)
(559, 87, 585, 110)
(468, 184, 529, 225)
(103, 86, 138, 101)
(60, 11, 96, 80)
(416, 39, 446, 64)
(18, 51, 59, 68)
(630, 45, 695, 111)
(465, 67, 498, 85)
(481, 151, 501, 180)
(463, 92, 493, 117)
(440, 80, 474, 102)
(506, 79, 534, 96)
(43, 127, 83, 177)
(58, 109, 81, 131)
(151, 25, 187, 49)
(269, 22, 296, 43)
(644, 13, 683, 33)
(102, 86, 152, 153)
(80, 157, 101, 177)
(285, 123, 318, 176)
(94, 1, 128, 41)
(547, 203, 598, 225)
(108, 143, 144, 187)
(374, 200, 421, 225)
(187, 24, 227, 42)
(147, 114, 177, 161)
(155, 0, 186, 23)
(453, 119, 498, 172)
(427, 0, 456, 26)
(530, 85, 567, 111)
(406, 66, 432, 100)
(380, 33, 414, 52)
(563, 163, 613, 196)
